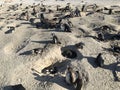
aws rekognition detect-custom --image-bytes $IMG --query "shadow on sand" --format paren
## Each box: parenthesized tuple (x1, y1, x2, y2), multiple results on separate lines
(19, 50, 32, 55)
(32, 72, 75, 90)
(31, 40, 52, 44)
(32, 59, 74, 90)
(84, 56, 98, 68)
(103, 62, 120, 81)
(85, 56, 120, 81)
(5, 29, 13, 34)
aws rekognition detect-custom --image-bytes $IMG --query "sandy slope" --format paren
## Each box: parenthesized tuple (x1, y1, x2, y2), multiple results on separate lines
(0, 0, 120, 90)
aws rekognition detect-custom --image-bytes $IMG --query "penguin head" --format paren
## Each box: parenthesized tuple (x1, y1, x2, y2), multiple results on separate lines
(98, 53, 102, 57)
(51, 33, 55, 36)
(67, 66, 73, 72)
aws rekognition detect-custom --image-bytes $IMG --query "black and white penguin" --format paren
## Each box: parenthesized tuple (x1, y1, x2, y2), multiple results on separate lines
(75, 42, 85, 49)
(7, 26, 15, 31)
(75, 71, 83, 90)
(51, 33, 61, 44)
(74, 7, 81, 17)
(98, 32, 105, 41)
(42, 66, 58, 74)
(32, 48, 41, 55)
(63, 23, 71, 32)
(67, 19, 73, 27)
(95, 53, 104, 67)
(65, 66, 79, 85)
(49, 66, 58, 74)
(111, 45, 120, 53)
(5, 26, 15, 34)
(29, 18, 35, 25)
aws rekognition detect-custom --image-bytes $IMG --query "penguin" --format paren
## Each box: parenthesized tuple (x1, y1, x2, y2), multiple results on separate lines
(81, 4, 86, 12)
(40, 13, 45, 24)
(111, 45, 120, 53)
(98, 32, 105, 41)
(100, 25, 112, 32)
(48, 9, 54, 13)
(19, 11, 29, 20)
(5, 26, 15, 34)
(49, 66, 58, 74)
(74, 7, 81, 17)
(75, 42, 85, 49)
(32, 48, 41, 55)
(42, 66, 58, 74)
(95, 53, 104, 67)
(56, 5, 62, 11)
(32, 6, 37, 16)
(75, 71, 83, 90)
(51, 33, 61, 44)
(56, 19, 62, 29)
(108, 9, 113, 15)
(29, 18, 35, 25)
(65, 66, 79, 85)
(63, 23, 71, 32)
(7, 26, 15, 31)
(67, 19, 73, 27)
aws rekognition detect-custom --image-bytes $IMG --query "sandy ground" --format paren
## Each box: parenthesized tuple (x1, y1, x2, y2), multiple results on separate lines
(0, 0, 120, 90)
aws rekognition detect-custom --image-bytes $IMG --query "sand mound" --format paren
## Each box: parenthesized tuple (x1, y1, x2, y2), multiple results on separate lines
(33, 44, 65, 73)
